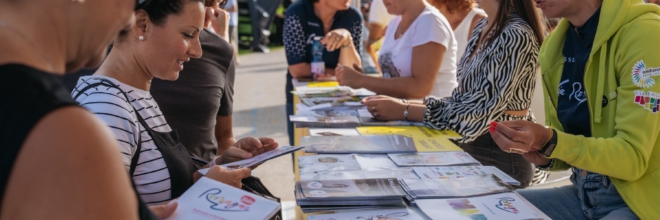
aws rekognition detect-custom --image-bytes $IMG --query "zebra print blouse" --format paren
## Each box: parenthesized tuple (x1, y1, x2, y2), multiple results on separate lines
(423, 14, 540, 143)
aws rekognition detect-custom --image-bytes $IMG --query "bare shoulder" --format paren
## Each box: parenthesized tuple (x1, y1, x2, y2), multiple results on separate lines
(0, 107, 137, 220)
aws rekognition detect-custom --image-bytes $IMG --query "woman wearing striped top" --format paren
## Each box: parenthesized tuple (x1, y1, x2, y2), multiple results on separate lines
(362, 0, 545, 187)
(72, 0, 277, 205)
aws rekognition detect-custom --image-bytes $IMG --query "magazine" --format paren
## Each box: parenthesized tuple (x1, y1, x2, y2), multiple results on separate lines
(412, 166, 520, 186)
(357, 126, 463, 152)
(165, 177, 280, 220)
(388, 152, 481, 167)
(301, 135, 417, 154)
(399, 175, 513, 199)
(415, 192, 548, 220)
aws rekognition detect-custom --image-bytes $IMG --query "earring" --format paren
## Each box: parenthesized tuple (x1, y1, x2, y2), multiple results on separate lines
(139, 36, 144, 41)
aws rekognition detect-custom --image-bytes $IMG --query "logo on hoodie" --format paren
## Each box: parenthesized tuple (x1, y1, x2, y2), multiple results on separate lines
(634, 90, 660, 113)
(632, 60, 660, 88)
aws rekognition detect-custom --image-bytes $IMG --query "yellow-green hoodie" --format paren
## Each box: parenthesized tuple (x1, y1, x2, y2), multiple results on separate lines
(540, 0, 660, 218)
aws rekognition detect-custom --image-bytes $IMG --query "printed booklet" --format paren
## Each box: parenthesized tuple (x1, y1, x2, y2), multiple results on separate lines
(298, 154, 419, 181)
(301, 135, 417, 154)
(388, 152, 481, 167)
(165, 177, 280, 220)
(198, 146, 303, 175)
(412, 166, 520, 186)
(295, 178, 407, 208)
(399, 175, 514, 200)
(415, 192, 548, 220)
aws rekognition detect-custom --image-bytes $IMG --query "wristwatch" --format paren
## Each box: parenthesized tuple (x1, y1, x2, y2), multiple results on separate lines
(538, 129, 558, 157)
(535, 158, 555, 170)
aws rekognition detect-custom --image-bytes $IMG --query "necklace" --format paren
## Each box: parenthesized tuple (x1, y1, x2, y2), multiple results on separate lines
(0, 20, 56, 71)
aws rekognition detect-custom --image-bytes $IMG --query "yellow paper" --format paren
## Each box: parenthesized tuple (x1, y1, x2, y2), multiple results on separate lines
(308, 82, 339, 88)
(356, 126, 463, 152)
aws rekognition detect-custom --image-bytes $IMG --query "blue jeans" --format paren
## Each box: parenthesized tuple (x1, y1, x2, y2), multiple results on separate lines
(518, 167, 638, 220)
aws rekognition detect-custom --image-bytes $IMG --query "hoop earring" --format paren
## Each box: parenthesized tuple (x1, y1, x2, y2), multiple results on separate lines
(139, 36, 144, 41)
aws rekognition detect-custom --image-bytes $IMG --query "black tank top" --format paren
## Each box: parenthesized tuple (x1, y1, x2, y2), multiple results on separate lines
(0, 64, 157, 220)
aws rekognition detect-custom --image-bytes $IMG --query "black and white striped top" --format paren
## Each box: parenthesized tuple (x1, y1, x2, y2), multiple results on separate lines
(71, 76, 172, 204)
(423, 14, 540, 143)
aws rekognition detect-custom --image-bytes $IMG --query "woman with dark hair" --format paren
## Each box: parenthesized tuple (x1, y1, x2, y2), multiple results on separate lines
(362, 0, 546, 187)
(427, 0, 486, 60)
(283, 0, 363, 145)
(71, 0, 278, 205)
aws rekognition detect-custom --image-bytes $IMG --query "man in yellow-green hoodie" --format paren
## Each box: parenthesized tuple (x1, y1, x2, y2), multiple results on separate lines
(489, 0, 660, 219)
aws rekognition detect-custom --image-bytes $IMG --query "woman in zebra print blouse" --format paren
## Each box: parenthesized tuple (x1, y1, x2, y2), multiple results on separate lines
(362, 0, 546, 187)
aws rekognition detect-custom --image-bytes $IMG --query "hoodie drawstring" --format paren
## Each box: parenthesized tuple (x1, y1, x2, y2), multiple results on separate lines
(594, 43, 608, 124)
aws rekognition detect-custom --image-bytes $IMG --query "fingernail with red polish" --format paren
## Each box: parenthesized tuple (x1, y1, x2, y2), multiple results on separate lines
(489, 121, 497, 132)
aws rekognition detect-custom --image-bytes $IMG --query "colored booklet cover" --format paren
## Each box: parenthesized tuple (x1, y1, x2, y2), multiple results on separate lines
(299, 154, 419, 181)
(413, 166, 520, 186)
(197, 146, 303, 175)
(307, 208, 428, 220)
(165, 177, 280, 220)
(357, 126, 463, 152)
(388, 152, 481, 167)
(399, 175, 513, 199)
(297, 178, 407, 201)
(309, 128, 361, 136)
(301, 135, 417, 154)
(415, 192, 548, 220)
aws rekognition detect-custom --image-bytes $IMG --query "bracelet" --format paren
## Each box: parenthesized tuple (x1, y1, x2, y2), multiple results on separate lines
(535, 158, 555, 170)
(400, 99, 408, 104)
(340, 43, 351, 49)
(403, 103, 411, 121)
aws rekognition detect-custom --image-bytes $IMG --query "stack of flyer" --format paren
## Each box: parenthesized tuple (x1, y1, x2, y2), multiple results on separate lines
(295, 178, 407, 212)
(301, 135, 417, 154)
(298, 154, 419, 181)
(165, 177, 280, 220)
(415, 192, 549, 220)
(399, 175, 513, 201)
(412, 166, 521, 186)
(388, 152, 481, 167)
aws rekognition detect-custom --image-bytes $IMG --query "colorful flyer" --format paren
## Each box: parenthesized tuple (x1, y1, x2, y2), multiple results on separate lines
(415, 192, 547, 220)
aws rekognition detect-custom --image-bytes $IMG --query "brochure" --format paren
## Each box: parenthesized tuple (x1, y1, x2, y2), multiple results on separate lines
(301, 135, 417, 154)
(412, 166, 520, 186)
(307, 208, 428, 220)
(298, 154, 363, 175)
(357, 126, 463, 152)
(399, 175, 513, 199)
(309, 128, 361, 136)
(290, 115, 361, 128)
(299, 154, 420, 181)
(197, 146, 303, 175)
(388, 152, 481, 167)
(415, 192, 548, 220)
(165, 177, 280, 220)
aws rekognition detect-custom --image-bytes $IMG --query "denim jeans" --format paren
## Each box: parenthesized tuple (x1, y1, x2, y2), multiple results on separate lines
(518, 167, 638, 220)
(456, 133, 534, 188)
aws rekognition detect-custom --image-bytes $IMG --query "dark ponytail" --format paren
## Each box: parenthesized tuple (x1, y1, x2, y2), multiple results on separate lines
(482, 0, 545, 47)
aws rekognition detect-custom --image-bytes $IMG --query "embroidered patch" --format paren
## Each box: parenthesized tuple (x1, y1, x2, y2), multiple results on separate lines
(632, 60, 660, 88)
(634, 90, 660, 113)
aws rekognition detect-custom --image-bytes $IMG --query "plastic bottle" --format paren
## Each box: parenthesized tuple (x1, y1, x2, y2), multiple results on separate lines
(311, 36, 325, 78)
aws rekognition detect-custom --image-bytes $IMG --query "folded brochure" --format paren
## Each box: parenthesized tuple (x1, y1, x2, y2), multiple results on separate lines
(198, 146, 303, 174)
(415, 192, 548, 220)
(412, 166, 520, 186)
(165, 176, 280, 220)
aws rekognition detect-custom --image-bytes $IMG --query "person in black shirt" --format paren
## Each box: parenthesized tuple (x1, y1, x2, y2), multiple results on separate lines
(283, 0, 363, 145)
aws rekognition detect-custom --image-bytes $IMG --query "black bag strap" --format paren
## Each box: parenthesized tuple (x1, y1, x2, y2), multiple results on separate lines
(73, 78, 143, 176)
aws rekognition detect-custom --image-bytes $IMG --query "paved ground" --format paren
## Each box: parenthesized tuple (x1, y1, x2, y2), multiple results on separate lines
(232, 49, 571, 209)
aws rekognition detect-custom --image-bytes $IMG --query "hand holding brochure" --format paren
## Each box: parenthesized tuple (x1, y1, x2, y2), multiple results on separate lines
(198, 146, 303, 175)
(165, 177, 280, 220)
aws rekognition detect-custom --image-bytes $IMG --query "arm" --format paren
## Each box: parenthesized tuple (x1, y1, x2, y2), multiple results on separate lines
(1, 108, 138, 219)
(283, 12, 312, 79)
(215, 115, 236, 155)
(337, 42, 446, 99)
(367, 23, 385, 68)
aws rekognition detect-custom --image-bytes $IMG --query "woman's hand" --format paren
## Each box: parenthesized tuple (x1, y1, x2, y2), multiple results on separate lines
(321, 28, 352, 51)
(336, 63, 365, 88)
(362, 95, 407, 121)
(148, 200, 178, 219)
(206, 6, 230, 38)
(218, 137, 279, 165)
(205, 166, 252, 188)
(521, 151, 553, 166)
(490, 120, 552, 154)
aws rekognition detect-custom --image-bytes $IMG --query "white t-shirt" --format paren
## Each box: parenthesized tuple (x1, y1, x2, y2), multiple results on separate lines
(454, 8, 486, 61)
(224, 0, 238, 27)
(378, 7, 458, 98)
(369, 0, 395, 27)
(72, 76, 173, 205)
